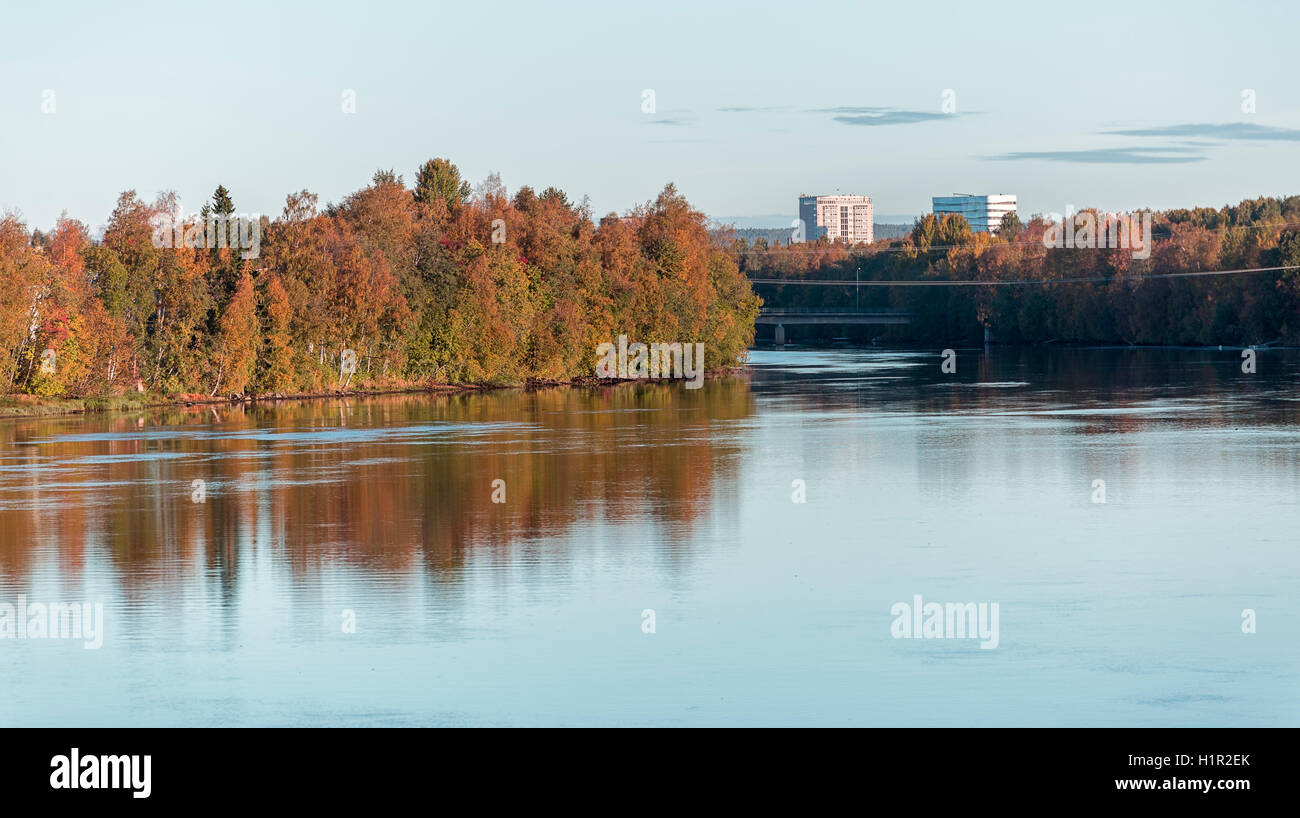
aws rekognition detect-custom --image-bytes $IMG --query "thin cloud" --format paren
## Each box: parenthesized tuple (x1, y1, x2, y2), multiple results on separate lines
(720, 104, 968, 126)
(1104, 122, 1300, 141)
(830, 109, 965, 126)
(989, 146, 1207, 164)
(807, 106, 892, 114)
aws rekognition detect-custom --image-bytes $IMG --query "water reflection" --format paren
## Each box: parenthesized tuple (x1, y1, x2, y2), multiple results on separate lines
(0, 381, 756, 585)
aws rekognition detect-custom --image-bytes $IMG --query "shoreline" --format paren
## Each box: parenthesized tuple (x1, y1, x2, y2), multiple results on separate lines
(0, 338, 1286, 420)
(0, 369, 750, 420)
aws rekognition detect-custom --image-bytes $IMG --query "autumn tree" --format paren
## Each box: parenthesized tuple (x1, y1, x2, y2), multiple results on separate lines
(261, 273, 296, 391)
(211, 270, 259, 396)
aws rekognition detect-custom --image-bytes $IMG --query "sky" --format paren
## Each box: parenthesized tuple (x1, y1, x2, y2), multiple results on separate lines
(2, 0, 1298, 232)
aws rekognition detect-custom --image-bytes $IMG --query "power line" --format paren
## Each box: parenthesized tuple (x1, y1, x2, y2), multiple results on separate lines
(718, 217, 1300, 256)
(747, 265, 1300, 287)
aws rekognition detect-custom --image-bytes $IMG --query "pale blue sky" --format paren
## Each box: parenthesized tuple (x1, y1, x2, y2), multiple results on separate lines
(2, 0, 1297, 231)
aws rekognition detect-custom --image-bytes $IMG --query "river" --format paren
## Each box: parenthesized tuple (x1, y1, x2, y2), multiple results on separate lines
(0, 347, 1296, 726)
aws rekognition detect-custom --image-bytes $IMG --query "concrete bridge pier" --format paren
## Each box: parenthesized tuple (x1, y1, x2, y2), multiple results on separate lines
(774, 323, 786, 346)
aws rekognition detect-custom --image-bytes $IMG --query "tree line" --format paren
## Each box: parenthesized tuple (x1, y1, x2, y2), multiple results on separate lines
(733, 195, 1300, 345)
(0, 160, 761, 399)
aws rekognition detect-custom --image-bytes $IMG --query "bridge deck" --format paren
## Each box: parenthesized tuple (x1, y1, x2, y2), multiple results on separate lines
(756, 309, 911, 325)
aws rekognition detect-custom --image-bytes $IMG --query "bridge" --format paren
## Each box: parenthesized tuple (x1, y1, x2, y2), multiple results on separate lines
(756, 307, 912, 326)
(756, 307, 912, 344)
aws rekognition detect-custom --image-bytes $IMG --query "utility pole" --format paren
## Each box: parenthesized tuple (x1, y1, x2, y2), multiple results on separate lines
(855, 266, 860, 312)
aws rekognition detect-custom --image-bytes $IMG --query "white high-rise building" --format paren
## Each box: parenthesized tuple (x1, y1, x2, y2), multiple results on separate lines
(798, 194, 873, 244)
(932, 194, 1017, 233)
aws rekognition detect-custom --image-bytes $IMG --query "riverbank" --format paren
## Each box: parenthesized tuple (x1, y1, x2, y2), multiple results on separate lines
(0, 369, 750, 419)
(0, 385, 480, 419)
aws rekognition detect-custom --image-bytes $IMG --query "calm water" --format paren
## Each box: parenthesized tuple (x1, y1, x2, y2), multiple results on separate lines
(1, 347, 1297, 726)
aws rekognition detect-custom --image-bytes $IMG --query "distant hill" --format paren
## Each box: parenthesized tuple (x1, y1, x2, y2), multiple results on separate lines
(873, 223, 913, 241)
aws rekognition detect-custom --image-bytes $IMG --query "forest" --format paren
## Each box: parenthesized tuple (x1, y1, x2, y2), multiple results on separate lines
(736, 195, 1300, 346)
(0, 160, 761, 400)
(6, 169, 1300, 405)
